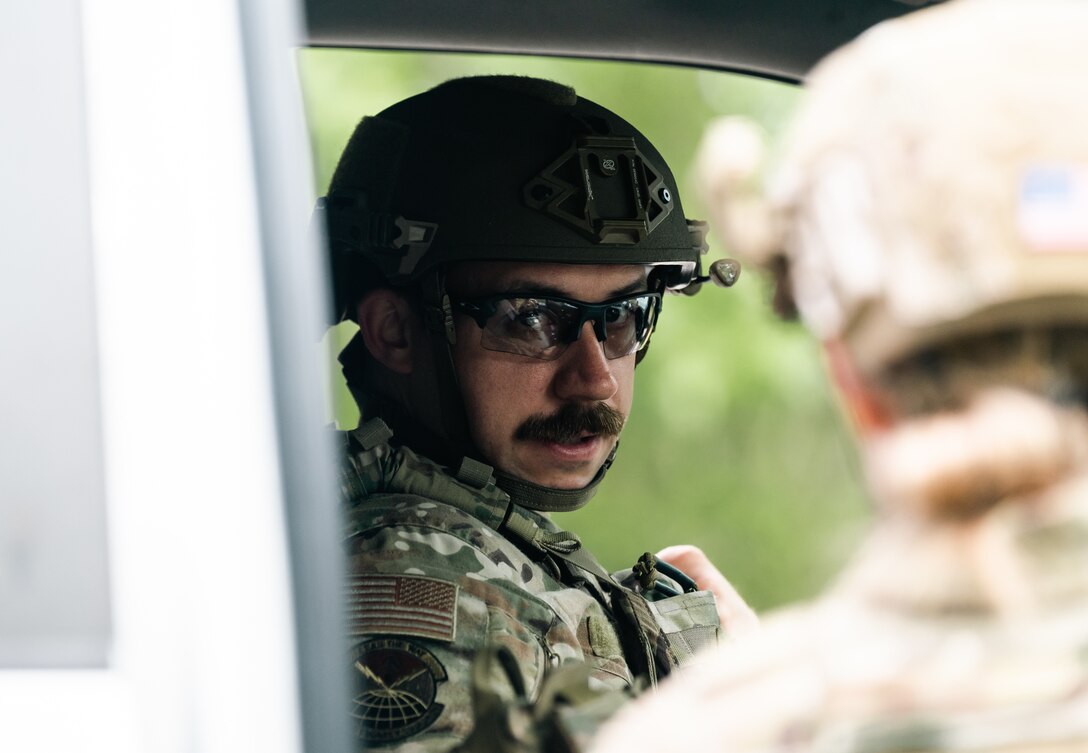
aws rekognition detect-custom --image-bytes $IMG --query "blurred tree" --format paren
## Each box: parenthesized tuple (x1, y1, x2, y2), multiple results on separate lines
(298, 50, 870, 611)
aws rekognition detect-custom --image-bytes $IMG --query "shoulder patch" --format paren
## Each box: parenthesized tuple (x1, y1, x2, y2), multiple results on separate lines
(346, 574, 458, 642)
(350, 638, 447, 745)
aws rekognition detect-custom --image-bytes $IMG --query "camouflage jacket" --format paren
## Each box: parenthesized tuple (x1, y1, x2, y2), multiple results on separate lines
(340, 419, 721, 752)
(590, 472, 1088, 753)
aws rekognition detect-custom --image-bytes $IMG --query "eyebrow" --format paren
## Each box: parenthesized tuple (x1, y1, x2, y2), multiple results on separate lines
(495, 274, 649, 300)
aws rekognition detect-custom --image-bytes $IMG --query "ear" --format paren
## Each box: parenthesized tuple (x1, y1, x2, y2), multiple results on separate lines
(355, 289, 417, 375)
(822, 338, 893, 435)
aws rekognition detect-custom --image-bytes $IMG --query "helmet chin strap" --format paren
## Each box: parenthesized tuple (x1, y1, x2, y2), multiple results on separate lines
(494, 442, 618, 513)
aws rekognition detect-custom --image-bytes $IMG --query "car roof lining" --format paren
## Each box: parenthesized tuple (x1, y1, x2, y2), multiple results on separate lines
(304, 0, 934, 82)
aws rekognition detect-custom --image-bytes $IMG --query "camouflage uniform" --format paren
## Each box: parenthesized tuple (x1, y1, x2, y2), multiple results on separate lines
(341, 419, 721, 751)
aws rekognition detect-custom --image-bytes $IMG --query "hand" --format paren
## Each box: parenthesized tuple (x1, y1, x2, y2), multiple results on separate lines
(656, 545, 759, 638)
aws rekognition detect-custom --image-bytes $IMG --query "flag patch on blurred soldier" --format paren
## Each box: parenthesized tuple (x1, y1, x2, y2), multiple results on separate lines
(1018, 165, 1088, 250)
(346, 575, 458, 642)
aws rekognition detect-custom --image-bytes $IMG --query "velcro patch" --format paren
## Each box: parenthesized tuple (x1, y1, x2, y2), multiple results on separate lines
(587, 615, 623, 659)
(347, 575, 458, 642)
(350, 638, 447, 745)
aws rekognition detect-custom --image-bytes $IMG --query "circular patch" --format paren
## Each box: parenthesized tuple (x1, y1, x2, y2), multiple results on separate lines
(349, 638, 447, 745)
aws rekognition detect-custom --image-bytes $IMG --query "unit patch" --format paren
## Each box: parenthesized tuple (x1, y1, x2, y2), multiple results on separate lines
(346, 574, 458, 642)
(350, 638, 448, 744)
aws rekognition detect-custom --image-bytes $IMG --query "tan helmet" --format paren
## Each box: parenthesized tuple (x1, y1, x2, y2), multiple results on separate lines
(701, 0, 1088, 378)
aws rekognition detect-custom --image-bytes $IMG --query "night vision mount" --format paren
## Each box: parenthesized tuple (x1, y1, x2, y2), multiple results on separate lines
(524, 135, 674, 245)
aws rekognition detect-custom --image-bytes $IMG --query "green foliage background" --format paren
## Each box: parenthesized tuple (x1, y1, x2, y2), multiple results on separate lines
(299, 50, 871, 611)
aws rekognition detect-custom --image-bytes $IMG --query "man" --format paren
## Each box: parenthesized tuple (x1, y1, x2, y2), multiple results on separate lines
(321, 75, 754, 751)
(590, 1, 1088, 751)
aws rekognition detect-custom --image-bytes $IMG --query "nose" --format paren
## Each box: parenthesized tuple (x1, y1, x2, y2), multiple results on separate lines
(553, 321, 619, 402)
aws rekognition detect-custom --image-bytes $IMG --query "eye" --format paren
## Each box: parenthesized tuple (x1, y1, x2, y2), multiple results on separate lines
(515, 307, 546, 329)
(604, 301, 634, 328)
(498, 298, 560, 342)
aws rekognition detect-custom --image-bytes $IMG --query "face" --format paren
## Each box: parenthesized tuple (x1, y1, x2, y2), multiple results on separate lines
(446, 261, 649, 490)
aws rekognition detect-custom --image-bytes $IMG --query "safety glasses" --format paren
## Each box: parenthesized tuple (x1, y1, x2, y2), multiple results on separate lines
(451, 291, 662, 361)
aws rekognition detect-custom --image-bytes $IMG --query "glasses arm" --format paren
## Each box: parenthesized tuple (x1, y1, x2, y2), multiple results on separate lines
(451, 298, 496, 329)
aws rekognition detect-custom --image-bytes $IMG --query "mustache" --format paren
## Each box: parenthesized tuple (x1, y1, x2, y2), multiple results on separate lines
(515, 403, 626, 444)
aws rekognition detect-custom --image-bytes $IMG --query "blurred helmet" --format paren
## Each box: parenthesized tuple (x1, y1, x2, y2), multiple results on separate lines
(703, 0, 1088, 378)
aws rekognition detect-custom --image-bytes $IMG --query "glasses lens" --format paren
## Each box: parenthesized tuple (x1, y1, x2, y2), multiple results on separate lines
(601, 295, 653, 359)
(478, 297, 578, 359)
(469, 293, 657, 360)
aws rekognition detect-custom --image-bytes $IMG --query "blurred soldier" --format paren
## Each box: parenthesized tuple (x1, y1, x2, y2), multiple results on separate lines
(590, 1, 1088, 751)
(321, 76, 754, 752)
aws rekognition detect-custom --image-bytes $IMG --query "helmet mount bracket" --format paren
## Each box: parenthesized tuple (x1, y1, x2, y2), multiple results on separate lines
(524, 135, 674, 245)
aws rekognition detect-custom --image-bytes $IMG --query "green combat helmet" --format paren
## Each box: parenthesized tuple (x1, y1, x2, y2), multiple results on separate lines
(318, 75, 739, 511)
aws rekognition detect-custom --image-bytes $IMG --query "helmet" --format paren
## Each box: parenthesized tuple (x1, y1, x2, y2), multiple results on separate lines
(322, 75, 713, 321)
(701, 0, 1088, 378)
(320, 75, 724, 510)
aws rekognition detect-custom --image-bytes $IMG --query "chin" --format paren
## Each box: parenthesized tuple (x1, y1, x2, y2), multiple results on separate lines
(539, 476, 593, 490)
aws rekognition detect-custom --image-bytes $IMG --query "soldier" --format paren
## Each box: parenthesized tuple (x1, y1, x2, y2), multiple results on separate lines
(590, 1, 1088, 751)
(321, 75, 755, 751)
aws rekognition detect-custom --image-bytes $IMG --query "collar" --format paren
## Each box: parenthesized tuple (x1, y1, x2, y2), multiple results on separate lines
(342, 418, 510, 531)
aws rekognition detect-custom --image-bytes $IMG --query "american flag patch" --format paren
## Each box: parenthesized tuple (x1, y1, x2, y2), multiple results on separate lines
(1018, 165, 1088, 251)
(346, 575, 458, 643)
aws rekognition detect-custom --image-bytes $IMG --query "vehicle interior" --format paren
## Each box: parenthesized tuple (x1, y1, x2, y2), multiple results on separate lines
(307, 0, 931, 80)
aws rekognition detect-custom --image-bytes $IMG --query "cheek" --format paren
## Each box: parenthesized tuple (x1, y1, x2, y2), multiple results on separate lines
(614, 358, 637, 411)
(450, 330, 489, 432)
(451, 329, 548, 441)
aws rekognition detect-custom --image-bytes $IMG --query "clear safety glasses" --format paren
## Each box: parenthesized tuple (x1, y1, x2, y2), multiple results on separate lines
(451, 291, 662, 361)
